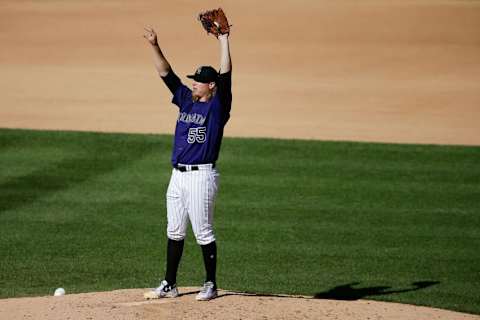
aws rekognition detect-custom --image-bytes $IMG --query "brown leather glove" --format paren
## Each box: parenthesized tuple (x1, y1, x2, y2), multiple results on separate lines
(198, 8, 231, 37)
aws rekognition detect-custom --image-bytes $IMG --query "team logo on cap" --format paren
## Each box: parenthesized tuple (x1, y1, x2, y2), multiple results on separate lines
(196, 67, 202, 75)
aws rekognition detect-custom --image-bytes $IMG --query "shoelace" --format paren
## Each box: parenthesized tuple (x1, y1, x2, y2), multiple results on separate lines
(200, 283, 213, 293)
(162, 285, 172, 292)
(157, 282, 172, 293)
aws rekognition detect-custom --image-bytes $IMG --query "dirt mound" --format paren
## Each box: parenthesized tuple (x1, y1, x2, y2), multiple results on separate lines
(0, 287, 478, 320)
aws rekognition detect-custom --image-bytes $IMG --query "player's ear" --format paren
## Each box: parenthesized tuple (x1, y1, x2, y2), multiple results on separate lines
(208, 82, 216, 90)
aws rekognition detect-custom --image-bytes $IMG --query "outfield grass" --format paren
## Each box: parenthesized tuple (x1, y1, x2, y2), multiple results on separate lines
(0, 128, 479, 314)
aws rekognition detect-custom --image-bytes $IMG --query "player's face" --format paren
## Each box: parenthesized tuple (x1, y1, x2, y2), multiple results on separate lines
(192, 81, 215, 99)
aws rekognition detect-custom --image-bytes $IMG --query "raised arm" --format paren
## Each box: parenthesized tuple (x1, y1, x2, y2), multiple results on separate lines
(143, 27, 171, 77)
(218, 34, 231, 74)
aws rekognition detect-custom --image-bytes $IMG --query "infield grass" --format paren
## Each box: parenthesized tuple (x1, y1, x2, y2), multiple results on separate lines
(0, 128, 479, 314)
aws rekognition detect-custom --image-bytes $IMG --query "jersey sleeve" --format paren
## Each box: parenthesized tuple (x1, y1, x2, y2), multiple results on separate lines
(216, 71, 232, 123)
(161, 69, 182, 94)
(161, 69, 192, 110)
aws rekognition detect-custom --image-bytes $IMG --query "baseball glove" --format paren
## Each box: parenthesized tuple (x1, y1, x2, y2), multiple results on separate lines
(198, 8, 231, 37)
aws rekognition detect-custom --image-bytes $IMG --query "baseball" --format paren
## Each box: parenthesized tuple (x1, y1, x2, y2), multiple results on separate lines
(54, 288, 66, 296)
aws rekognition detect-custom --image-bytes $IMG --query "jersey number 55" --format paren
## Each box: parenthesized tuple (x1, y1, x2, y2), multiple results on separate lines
(187, 127, 206, 144)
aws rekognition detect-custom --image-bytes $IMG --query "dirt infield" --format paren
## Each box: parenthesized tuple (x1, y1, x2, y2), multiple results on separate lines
(1, 287, 479, 320)
(1, 0, 479, 145)
(1, 0, 480, 319)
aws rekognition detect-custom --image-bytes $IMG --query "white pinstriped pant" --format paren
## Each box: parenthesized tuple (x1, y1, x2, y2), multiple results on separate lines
(166, 164, 219, 245)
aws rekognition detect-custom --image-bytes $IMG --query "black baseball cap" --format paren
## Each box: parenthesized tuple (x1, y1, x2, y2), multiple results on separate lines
(187, 66, 218, 83)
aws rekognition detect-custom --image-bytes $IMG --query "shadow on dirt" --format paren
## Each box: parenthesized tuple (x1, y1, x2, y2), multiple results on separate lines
(314, 281, 440, 301)
(214, 281, 440, 301)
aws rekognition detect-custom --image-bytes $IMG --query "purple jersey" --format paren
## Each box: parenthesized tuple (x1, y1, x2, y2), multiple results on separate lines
(162, 70, 232, 166)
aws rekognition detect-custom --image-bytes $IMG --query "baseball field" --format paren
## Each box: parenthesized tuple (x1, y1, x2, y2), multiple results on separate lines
(1, 128, 479, 319)
(1, 0, 480, 319)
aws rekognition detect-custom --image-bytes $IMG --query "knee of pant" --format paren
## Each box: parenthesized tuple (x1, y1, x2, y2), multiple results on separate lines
(167, 231, 186, 242)
(195, 233, 215, 246)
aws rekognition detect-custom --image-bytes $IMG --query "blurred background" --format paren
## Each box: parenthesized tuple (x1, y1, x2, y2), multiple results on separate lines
(1, 0, 479, 145)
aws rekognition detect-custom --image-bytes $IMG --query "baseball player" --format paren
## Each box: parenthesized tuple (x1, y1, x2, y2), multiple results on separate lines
(142, 20, 231, 301)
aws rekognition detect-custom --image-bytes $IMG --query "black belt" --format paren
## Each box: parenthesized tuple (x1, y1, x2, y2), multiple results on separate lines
(174, 163, 215, 172)
(174, 165, 198, 172)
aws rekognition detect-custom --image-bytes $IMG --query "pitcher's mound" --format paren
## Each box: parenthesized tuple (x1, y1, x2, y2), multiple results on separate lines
(0, 287, 478, 320)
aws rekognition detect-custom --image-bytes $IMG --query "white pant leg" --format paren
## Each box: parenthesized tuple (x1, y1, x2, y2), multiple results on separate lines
(166, 169, 189, 241)
(186, 168, 219, 245)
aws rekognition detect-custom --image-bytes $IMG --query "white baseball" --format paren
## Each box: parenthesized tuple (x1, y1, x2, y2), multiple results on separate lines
(54, 288, 66, 296)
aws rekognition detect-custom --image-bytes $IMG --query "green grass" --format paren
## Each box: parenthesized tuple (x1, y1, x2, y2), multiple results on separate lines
(0, 128, 479, 314)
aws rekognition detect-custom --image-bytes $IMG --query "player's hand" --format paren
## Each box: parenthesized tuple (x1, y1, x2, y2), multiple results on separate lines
(143, 26, 158, 45)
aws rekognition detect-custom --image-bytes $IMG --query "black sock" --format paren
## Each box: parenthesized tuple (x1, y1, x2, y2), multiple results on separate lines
(165, 238, 184, 285)
(201, 241, 217, 285)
